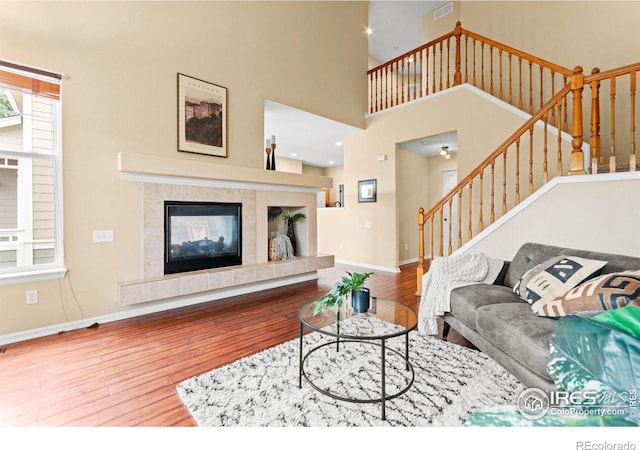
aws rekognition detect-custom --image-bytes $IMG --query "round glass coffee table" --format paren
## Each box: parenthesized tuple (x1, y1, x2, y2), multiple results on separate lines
(298, 297, 417, 420)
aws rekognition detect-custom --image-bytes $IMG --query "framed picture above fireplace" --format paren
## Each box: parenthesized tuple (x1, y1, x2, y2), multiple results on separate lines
(177, 73, 227, 158)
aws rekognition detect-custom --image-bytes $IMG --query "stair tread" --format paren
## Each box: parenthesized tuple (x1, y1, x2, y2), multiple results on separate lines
(594, 162, 639, 174)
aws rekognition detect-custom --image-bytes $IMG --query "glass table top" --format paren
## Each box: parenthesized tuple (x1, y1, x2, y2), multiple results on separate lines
(299, 297, 418, 340)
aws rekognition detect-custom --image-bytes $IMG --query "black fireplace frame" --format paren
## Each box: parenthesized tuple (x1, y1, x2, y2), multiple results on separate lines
(164, 201, 242, 275)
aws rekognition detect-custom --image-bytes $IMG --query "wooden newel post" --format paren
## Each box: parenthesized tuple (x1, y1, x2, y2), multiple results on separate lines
(569, 66, 586, 175)
(416, 207, 425, 296)
(453, 21, 462, 86)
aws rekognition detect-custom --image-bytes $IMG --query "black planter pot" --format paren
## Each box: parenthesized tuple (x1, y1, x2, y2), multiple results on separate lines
(351, 288, 370, 313)
(286, 220, 297, 255)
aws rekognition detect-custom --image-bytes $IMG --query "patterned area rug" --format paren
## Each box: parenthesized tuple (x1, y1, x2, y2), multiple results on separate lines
(177, 316, 525, 426)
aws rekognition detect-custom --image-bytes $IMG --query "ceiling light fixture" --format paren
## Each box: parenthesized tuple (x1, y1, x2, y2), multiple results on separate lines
(440, 145, 451, 159)
(365, 27, 373, 36)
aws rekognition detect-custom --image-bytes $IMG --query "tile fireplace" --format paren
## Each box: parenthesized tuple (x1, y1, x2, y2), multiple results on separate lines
(117, 152, 334, 306)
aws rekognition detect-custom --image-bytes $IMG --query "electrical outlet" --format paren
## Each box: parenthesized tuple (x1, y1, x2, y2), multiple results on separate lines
(26, 290, 38, 304)
(405, 243, 409, 251)
(93, 230, 114, 243)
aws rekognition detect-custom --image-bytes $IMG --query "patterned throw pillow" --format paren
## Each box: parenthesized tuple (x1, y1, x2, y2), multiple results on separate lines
(535, 270, 640, 317)
(513, 255, 608, 307)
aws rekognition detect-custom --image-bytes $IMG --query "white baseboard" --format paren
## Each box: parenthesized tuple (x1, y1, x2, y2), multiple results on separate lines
(334, 259, 400, 273)
(0, 272, 318, 346)
(399, 257, 418, 266)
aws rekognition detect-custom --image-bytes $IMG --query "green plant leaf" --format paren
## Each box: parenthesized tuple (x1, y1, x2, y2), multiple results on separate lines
(280, 210, 306, 223)
(310, 271, 374, 315)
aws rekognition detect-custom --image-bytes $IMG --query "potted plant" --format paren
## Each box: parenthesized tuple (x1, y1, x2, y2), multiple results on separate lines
(280, 210, 306, 256)
(312, 271, 374, 316)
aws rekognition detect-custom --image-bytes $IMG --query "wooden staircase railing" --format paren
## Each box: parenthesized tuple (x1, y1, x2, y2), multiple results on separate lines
(585, 63, 640, 174)
(413, 62, 640, 296)
(414, 62, 640, 296)
(415, 81, 578, 295)
(368, 28, 456, 113)
(380, 24, 640, 296)
(368, 21, 573, 125)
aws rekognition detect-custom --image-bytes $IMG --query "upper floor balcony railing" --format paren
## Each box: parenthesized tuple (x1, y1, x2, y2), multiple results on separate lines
(368, 22, 573, 130)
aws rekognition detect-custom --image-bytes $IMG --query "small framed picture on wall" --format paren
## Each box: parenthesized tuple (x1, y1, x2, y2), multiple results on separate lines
(177, 73, 227, 157)
(358, 179, 377, 203)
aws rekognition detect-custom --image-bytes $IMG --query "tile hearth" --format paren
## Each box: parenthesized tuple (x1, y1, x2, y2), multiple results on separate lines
(118, 254, 334, 305)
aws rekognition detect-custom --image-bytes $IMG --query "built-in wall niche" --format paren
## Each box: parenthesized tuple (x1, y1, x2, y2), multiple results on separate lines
(267, 206, 309, 256)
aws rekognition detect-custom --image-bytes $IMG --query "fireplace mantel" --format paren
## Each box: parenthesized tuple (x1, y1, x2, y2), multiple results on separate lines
(117, 152, 332, 192)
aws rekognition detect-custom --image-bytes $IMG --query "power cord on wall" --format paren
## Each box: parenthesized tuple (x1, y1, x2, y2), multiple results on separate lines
(57, 260, 90, 328)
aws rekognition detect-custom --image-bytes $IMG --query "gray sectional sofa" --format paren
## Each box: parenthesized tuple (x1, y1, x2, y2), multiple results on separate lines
(442, 242, 640, 392)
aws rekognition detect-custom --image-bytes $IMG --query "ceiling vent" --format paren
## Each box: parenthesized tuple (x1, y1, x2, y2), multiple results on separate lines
(434, 2, 454, 21)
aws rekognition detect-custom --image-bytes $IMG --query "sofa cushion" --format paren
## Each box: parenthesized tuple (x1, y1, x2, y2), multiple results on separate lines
(535, 270, 640, 317)
(504, 242, 640, 289)
(475, 302, 557, 381)
(513, 255, 607, 306)
(448, 284, 523, 331)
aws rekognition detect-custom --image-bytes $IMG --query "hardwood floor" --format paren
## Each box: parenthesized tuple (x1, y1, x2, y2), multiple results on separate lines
(0, 262, 474, 426)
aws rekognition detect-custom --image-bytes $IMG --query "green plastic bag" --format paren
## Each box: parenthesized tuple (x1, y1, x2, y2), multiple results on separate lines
(546, 306, 639, 425)
(466, 306, 639, 427)
(590, 305, 640, 340)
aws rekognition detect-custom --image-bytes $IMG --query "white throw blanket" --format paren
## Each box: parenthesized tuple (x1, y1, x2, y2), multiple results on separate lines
(418, 253, 504, 335)
(271, 235, 295, 260)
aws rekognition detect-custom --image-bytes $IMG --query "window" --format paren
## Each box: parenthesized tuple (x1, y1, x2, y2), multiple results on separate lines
(0, 61, 64, 283)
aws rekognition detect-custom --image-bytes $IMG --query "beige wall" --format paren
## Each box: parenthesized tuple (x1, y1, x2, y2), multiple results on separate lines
(461, 175, 640, 260)
(423, 1, 461, 43)
(320, 86, 528, 270)
(459, 2, 640, 72)
(302, 165, 325, 176)
(0, 1, 367, 338)
(272, 155, 303, 174)
(424, 1, 640, 72)
(396, 149, 431, 263)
